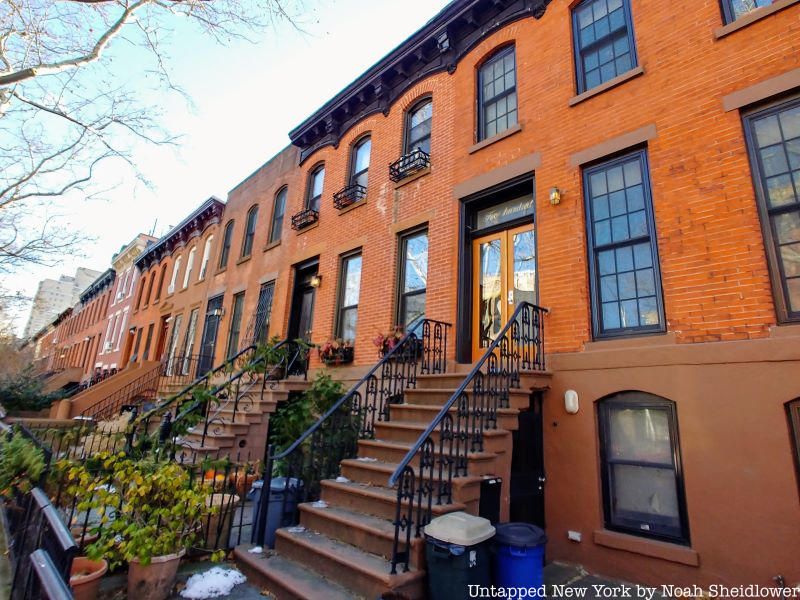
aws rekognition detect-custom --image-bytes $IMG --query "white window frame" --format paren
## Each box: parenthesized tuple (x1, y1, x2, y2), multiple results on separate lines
(182, 247, 196, 289)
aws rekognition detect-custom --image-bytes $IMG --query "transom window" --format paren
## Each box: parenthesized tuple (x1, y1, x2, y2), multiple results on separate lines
(572, 0, 637, 94)
(598, 392, 690, 544)
(722, 0, 775, 23)
(336, 251, 362, 342)
(397, 229, 428, 327)
(306, 166, 325, 211)
(478, 46, 517, 141)
(350, 137, 371, 189)
(241, 206, 258, 258)
(744, 97, 800, 322)
(406, 99, 432, 155)
(584, 150, 664, 338)
(219, 220, 234, 269)
(270, 188, 287, 243)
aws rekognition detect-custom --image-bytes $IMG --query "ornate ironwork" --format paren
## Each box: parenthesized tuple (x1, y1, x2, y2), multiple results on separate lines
(333, 183, 366, 209)
(389, 149, 430, 182)
(290, 208, 319, 230)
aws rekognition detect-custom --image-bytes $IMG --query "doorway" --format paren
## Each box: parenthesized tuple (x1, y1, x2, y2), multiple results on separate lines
(288, 260, 318, 342)
(197, 295, 224, 374)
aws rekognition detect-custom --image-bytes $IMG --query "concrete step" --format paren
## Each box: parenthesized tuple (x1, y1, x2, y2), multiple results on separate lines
(357, 439, 499, 474)
(275, 527, 425, 599)
(416, 370, 552, 392)
(403, 386, 534, 411)
(373, 420, 512, 454)
(234, 546, 358, 600)
(183, 430, 236, 449)
(389, 402, 520, 430)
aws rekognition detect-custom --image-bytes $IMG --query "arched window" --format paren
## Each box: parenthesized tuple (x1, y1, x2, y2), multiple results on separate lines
(168, 256, 182, 295)
(182, 246, 196, 289)
(199, 236, 214, 280)
(306, 166, 325, 212)
(241, 206, 258, 258)
(143, 270, 157, 306)
(478, 45, 517, 141)
(218, 220, 234, 269)
(597, 391, 689, 544)
(270, 187, 287, 243)
(405, 99, 432, 155)
(350, 136, 371, 189)
(153, 264, 167, 302)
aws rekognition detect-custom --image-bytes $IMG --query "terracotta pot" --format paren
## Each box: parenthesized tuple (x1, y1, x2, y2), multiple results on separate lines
(127, 549, 185, 600)
(203, 493, 240, 550)
(70, 557, 108, 600)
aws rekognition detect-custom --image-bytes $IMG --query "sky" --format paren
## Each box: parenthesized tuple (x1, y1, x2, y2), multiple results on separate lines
(7, 0, 452, 334)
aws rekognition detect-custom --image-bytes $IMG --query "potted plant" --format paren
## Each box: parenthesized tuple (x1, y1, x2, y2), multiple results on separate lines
(373, 326, 405, 357)
(318, 339, 354, 365)
(69, 556, 108, 600)
(253, 336, 290, 379)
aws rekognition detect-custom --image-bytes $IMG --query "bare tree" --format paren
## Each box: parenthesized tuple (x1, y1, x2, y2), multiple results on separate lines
(0, 0, 301, 273)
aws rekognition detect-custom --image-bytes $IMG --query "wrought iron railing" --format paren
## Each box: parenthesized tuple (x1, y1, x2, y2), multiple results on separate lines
(78, 362, 163, 421)
(333, 183, 366, 209)
(389, 149, 430, 182)
(387, 302, 547, 573)
(290, 208, 319, 230)
(161, 353, 215, 385)
(250, 319, 451, 546)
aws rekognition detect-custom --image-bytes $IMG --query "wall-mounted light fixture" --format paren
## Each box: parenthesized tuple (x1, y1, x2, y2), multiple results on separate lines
(129, 327, 136, 334)
(549, 187, 562, 206)
(565, 389, 579, 414)
(310, 274, 322, 288)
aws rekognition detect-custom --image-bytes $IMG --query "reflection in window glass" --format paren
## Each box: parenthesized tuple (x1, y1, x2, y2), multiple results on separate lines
(399, 230, 428, 326)
(479, 47, 517, 140)
(337, 253, 362, 341)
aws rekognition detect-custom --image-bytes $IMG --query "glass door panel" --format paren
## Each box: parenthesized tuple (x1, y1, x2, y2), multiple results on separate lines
(509, 226, 537, 309)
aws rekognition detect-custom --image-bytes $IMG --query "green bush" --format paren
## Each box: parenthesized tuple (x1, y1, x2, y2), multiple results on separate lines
(0, 365, 63, 412)
(0, 430, 46, 498)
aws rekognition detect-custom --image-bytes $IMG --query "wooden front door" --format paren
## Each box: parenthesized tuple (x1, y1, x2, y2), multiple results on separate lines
(472, 224, 536, 359)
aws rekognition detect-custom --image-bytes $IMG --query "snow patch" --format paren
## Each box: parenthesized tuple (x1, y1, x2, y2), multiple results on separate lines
(311, 500, 329, 508)
(179, 567, 246, 599)
(335, 476, 350, 483)
(247, 546, 263, 554)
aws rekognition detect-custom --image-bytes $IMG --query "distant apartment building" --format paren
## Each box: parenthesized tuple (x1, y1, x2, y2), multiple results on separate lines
(23, 268, 102, 339)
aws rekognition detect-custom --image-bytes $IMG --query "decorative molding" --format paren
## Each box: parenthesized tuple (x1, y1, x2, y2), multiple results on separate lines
(79, 269, 117, 304)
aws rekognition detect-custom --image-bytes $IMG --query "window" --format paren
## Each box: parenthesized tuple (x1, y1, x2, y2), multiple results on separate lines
(180, 308, 200, 375)
(270, 188, 287, 243)
(253, 281, 275, 344)
(397, 229, 428, 327)
(134, 275, 145, 310)
(167, 256, 182, 295)
(241, 207, 258, 258)
(154, 265, 167, 302)
(788, 399, 800, 494)
(405, 99, 433, 155)
(336, 252, 362, 341)
(350, 137, 371, 189)
(572, 0, 637, 94)
(219, 220, 234, 269)
(143, 270, 156, 306)
(584, 150, 664, 338)
(598, 392, 690, 544)
(182, 246, 196, 289)
(478, 46, 517, 141)
(142, 323, 155, 361)
(743, 98, 800, 322)
(226, 292, 245, 359)
(199, 236, 214, 280)
(722, 0, 775, 23)
(306, 166, 325, 211)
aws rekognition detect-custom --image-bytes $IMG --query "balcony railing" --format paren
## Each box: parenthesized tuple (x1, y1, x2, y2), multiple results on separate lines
(333, 183, 366, 209)
(389, 148, 430, 182)
(290, 208, 319, 231)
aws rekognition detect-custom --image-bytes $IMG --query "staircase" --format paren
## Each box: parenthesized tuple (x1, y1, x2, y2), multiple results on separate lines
(235, 306, 551, 600)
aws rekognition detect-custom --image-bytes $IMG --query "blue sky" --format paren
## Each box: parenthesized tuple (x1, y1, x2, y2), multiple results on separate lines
(10, 0, 451, 332)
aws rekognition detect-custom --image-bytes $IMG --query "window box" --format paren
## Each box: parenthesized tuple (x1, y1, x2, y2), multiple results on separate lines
(318, 342, 354, 366)
(389, 149, 431, 182)
(291, 208, 319, 231)
(333, 184, 367, 210)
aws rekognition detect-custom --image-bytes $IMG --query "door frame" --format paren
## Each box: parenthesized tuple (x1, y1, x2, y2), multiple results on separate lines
(288, 257, 319, 341)
(456, 174, 536, 363)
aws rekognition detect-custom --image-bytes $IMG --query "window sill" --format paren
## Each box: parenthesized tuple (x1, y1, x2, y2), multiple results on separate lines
(236, 255, 252, 266)
(295, 221, 319, 235)
(714, 0, 800, 39)
(593, 530, 699, 566)
(263, 239, 281, 252)
(337, 198, 367, 215)
(216, 267, 227, 275)
(394, 167, 431, 189)
(468, 123, 523, 155)
(569, 66, 644, 107)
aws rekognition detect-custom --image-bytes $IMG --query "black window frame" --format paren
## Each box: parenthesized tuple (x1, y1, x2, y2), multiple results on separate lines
(742, 95, 800, 323)
(241, 206, 258, 259)
(477, 45, 518, 142)
(253, 280, 276, 344)
(219, 220, 234, 269)
(572, 0, 638, 95)
(720, 0, 775, 24)
(598, 392, 691, 545)
(788, 399, 800, 498)
(226, 291, 245, 359)
(270, 187, 287, 244)
(305, 165, 325, 212)
(404, 98, 433, 155)
(584, 148, 666, 339)
(350, 136, 372, 189)
(335, 250, 363, 342)
(396, 226, 429, 328)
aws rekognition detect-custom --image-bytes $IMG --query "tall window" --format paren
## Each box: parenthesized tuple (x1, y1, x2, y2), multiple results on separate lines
(722, 0, 775, 23)
(253, 281, 275, 344)
(584, 150, 664, 338)
(144, 270, 156, 306)
(270, 188, 287, 243)
(219, 220, 234, 269)
(154, 265, 167, 302)
(168, 256, 182, 295)
(241, 207, 258, 258)
(350, 137, 371, 189)
(142, 323, 155, 361)
(598, 392, 690, 544)
(743, 98, 800, 322)
(164, 313, 183, 375)
(572, 0, 637, 94)
(306, 166, 325, 211)
(478, 46, 517, 141)
(788, 399, 800, 494)
(336, 252, 362, 341)
(406, 99, 433, 155)
(180, 308, 200, 375)
(397, 229, 428, 327)
(199, 236, 214, 280)
(182, 246, 196, 289)
(226, 292, 245, 358)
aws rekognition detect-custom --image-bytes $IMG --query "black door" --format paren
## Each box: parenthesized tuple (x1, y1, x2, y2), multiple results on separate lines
(288, 262, 318, 341)
(509, 392, 546, 527)
(197, 295, 224, 375)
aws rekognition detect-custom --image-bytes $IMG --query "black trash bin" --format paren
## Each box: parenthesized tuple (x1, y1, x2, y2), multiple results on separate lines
(248, 477, 303, 548)
(424, 511, 495, 600)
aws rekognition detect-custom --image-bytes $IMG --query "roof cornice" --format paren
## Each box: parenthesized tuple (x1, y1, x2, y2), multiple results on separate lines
(79, 269, 116, 304)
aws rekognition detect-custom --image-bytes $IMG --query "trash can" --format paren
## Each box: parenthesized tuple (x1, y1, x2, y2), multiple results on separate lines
(248, 477, 302, 548)
(424, 512, 495, 600)
(493, 523, 547, 589)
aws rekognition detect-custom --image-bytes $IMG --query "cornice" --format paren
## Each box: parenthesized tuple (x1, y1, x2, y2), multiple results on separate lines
(79, 269, 116, 304)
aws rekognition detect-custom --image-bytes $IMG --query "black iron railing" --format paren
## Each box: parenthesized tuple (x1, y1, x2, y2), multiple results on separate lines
(290, 208, 319, 230)
(333, 183, 366, 209)
(161, 353, 215, 386)
(389, 149, 430, 182)
(78, 362, 162, 421)
(251, 319, 450, 547)
(388, 302, 547, 573)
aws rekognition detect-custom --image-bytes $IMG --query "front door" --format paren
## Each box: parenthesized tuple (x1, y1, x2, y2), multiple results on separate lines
(288, 263, 318, 342)
(197, 295, 224, 374)
(472, 224, 536, 359)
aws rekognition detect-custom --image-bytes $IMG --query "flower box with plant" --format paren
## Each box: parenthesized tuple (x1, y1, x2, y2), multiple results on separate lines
(373, 325, 405, 357)
(318, 339, 354, 366)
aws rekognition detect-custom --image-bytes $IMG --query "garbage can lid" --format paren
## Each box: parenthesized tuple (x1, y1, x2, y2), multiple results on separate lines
(424, 511, 495, 546)
(270, 477, 300, 492)
(494, 523, 547, 547)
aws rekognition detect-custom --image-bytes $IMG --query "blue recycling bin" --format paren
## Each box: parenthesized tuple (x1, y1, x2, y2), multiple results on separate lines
(493, 523, 547, 589)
